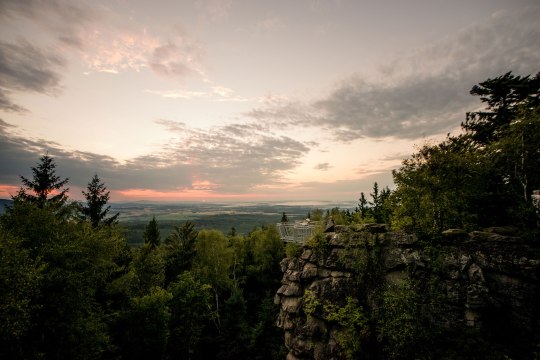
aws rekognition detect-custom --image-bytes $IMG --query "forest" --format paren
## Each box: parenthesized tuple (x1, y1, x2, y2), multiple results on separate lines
(1, 72, 539, 359)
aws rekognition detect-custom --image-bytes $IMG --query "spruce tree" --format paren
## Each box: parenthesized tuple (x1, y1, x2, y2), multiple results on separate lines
(17, 154, 69, 208)
(80, 174, 119, 228)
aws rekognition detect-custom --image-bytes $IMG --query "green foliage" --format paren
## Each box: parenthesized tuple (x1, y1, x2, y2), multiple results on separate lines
(162, 220, 198, 285)
(304, 226, 330, 257)
(302, 289, 321, 317)
(218, 288, 250, 359)
(249, 294, 287, 360)
(1, 156, 288, 360)
(144, 216, 161, 249)
(193, 229, 233, 293)
(303, 290, 368, 359)
(311, 208, 323, 221)
(285, 242, 302, 258)
(354, 183, 392, 225)
(118, 287, 172, 360)
(392, 71, 540, 236)
(132, 245, 165, 294)
(167, 272, 213, 359)
(324, 297, 369, 360)
(0, 226, 42, 359)
(464, 71, 540, 145)
(377, 281, 438, 360)
(80, 173, 119, 228)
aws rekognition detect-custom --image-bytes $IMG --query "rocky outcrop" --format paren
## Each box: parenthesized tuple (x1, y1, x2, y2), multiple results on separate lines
(274, 225, 540, 359)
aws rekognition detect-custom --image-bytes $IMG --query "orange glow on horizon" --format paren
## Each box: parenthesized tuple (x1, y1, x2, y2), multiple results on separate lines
(0, 185, 19, 198)
(114, 188, 277, 201)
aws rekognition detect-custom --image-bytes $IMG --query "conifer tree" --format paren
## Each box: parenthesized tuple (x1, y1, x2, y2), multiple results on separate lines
(144, 216, 161, 249)
(17, 154, 69, 208)
(80, 174, 119, 228)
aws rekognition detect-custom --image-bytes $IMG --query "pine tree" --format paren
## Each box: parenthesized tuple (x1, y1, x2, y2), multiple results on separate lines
(17, 154, 69, 208)
(80, 174, 119, 228)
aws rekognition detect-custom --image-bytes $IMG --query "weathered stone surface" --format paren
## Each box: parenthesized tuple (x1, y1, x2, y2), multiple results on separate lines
(301, 262, 318, 279)
(384, 231, 418, 246)
(280, 296, 303, 313)
(282, 282, 303, 297)
(276, 226, 540, 360)
(300, 248, 313, 260)
(285, 269, 302, 282)
(317, 268, 331, 278)
(325, 248, 346, 268)
(360, 223, 388, 233)
(441, 228, 470, 244)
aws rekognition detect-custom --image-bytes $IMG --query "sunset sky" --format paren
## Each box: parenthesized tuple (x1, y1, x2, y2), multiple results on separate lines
(1, 0, 539, 202)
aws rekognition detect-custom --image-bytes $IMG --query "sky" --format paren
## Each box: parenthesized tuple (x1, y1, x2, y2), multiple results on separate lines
(1, 0, 539, 203)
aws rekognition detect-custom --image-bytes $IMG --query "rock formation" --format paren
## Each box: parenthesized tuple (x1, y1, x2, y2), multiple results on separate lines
(274, 225, 540, 359)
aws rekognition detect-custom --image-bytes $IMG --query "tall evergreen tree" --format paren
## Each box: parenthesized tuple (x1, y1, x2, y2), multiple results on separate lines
(17, 154, 69, 208)
(144, 216, 161, 249)
(163, 221, 198, 284)
(80, 174, 119, 228)
(357, 192, 368, 220)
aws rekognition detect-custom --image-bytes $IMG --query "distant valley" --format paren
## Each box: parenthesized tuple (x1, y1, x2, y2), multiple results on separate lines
(112, 201, 356, 245)
(0, 199, 356, 245)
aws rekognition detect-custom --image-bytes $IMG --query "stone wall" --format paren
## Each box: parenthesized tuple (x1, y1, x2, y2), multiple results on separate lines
(274, 225, 540, 359)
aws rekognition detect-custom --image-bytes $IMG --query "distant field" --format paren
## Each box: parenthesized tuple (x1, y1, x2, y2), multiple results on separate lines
(0, 199, 356, 245)
(112, 201, 356, 245)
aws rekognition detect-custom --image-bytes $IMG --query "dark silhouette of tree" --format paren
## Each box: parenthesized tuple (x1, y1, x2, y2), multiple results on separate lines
(144, 216, 161, 249)
(357, 192, 368, 220)
(281, 212, 288, 223)
(463, 71, 540, 145)
(80, 174, 119, 228)
(17, 154, 69, 208)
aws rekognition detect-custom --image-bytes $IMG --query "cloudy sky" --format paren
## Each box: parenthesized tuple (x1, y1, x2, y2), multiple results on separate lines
(1, 0, 539, 202)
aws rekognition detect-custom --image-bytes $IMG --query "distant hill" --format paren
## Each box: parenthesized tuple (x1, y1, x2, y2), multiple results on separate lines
(0, 199, 13, 214)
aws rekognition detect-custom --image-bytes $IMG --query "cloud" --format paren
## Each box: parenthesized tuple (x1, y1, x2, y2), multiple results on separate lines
(1, 0, 206, 81)
(0, 0, 99, 33)
(245, 6, 540, 141)
(155, 121, 311, 193)
(146, 85, 250, 102)
(0, 119, 311, 198)
(0, 40, 65, 93)
(196, 0, 233, 23)
(0, 40, 66, 112)
(0, 89, 27, 113)
(149, 27, 207, 81)
(314, 163, 331, 171)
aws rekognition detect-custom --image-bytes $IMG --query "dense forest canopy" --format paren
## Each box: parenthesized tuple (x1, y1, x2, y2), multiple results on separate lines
(1, 72, 539, 359)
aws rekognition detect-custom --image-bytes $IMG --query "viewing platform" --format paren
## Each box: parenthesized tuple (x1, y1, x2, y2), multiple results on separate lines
(276, 220, 318, 244)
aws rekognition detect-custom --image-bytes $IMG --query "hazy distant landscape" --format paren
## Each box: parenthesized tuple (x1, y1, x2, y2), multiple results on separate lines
(1, 199, 356, 245)
(112, 200, 356, 245)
